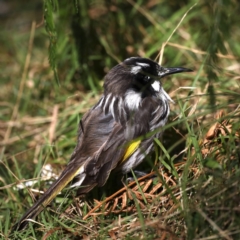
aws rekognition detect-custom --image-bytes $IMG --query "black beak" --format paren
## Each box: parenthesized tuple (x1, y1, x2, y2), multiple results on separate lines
(159, 67, 193, 78)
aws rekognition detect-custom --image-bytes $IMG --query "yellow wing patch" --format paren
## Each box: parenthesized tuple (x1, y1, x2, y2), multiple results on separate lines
(122, 139, 141, 163)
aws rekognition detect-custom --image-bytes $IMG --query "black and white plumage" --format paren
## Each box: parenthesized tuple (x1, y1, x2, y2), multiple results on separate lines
(13, 57, 192, 231)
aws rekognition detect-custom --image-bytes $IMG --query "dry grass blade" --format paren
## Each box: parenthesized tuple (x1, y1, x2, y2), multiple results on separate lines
(149, 182, 163, 195)
(142, 178, 153, 192)
(157, 3, 197, 64)
(49, 105, 59, 144)
(196, 207, 232, 240)
(166, 42, 237, 60)
(121, 192, 127, 210)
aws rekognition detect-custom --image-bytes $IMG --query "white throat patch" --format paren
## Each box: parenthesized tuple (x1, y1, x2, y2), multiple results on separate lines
(124, 90, 142, 110)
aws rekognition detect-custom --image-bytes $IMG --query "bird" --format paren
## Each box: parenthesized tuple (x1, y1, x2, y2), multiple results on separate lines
(13, 57, 192, 231)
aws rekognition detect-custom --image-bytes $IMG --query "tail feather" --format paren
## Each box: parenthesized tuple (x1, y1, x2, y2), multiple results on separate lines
(12, 164, 85, 231)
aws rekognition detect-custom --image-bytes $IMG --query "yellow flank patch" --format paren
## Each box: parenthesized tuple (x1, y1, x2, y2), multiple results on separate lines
(122, 139, 141, 163)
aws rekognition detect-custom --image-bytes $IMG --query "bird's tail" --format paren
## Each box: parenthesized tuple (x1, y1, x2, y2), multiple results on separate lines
(12, 163, 85, 231)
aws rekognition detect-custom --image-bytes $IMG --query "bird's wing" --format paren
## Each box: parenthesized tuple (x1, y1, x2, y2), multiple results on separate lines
(69, 104, 127, 193)
(72, 96, 162, 193)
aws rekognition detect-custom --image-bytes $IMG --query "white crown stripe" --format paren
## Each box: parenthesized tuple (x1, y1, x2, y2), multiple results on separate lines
(136, 62, 150, 67)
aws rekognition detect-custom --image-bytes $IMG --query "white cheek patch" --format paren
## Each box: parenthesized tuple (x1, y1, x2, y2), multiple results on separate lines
(130, 66, 142, 74)
(124, 90, 142, 110)
(151, 81, 160, 92)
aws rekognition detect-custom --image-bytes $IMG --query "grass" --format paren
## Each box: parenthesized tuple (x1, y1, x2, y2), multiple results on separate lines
(1, 0, 240, 239)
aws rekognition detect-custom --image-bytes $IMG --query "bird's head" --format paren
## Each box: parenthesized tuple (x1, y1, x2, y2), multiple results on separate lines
(104, 57, 192, 96)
